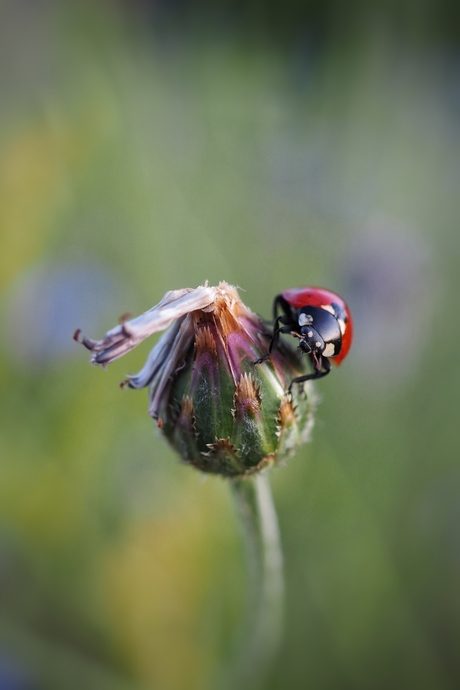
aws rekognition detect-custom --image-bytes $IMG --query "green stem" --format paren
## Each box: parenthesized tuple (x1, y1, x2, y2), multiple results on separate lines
(227, 472, 284, 690)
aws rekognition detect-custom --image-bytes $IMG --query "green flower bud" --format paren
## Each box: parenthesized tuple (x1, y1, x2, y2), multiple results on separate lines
(76, 283, 316, 477)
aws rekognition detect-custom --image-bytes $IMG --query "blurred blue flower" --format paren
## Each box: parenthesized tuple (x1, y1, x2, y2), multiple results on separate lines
(1, 260, 121, 370)
(0, 656, 36, 690)
(342, 215, 435, 391)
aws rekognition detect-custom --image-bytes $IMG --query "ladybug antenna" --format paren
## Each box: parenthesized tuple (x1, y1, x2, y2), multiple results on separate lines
(311, 351, 322, 371)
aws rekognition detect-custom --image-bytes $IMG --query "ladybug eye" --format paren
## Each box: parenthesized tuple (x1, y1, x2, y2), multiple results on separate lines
(298, 313, 313, 326)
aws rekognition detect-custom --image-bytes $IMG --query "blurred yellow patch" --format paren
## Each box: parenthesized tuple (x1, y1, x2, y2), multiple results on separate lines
(101, 479, 243, 690)
(0, 125, 68, 289)
(0, 89, 117, 291)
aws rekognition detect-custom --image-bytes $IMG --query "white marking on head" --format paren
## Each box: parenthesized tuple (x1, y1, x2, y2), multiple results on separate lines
(308, 331, 313, 338)
(298, 313, 313, 326)
(315, 341, 322, 349)
(321, 304, 335, 315)
(323, 343, 336, 357)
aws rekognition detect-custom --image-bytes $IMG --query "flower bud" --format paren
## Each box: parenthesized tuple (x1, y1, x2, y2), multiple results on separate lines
(76, 283, 315, 477)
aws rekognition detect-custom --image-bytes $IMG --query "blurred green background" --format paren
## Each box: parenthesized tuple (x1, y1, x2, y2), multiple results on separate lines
(1, 0, 459, 688)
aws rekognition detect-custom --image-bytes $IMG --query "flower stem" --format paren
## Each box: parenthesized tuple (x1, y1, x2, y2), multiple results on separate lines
(227, 472, 284, 690)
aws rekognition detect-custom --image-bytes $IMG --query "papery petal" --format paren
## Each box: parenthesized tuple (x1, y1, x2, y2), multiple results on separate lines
(77, 285, 215, 365)
(127, 318, 184, 389)
(148, 315, 195, 420)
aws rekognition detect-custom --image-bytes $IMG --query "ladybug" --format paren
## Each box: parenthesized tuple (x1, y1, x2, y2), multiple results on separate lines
(255, 287, 353, 391)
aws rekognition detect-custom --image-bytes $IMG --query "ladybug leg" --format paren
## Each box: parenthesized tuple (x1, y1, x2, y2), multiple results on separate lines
(273, 294, 286, 321)
(254, 317, 292, 365)
(287, 357, 331, 393)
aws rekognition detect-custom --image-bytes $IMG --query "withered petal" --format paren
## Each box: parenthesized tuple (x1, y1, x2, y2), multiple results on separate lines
(78, 285, 215, 366)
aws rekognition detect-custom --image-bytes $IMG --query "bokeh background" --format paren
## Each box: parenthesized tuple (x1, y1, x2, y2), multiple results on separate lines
(1, 0, 459, 688)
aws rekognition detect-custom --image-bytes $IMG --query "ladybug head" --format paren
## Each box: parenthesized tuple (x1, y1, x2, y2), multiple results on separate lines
(298, 325, 325, 359)
(297, 306, 342, 365)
